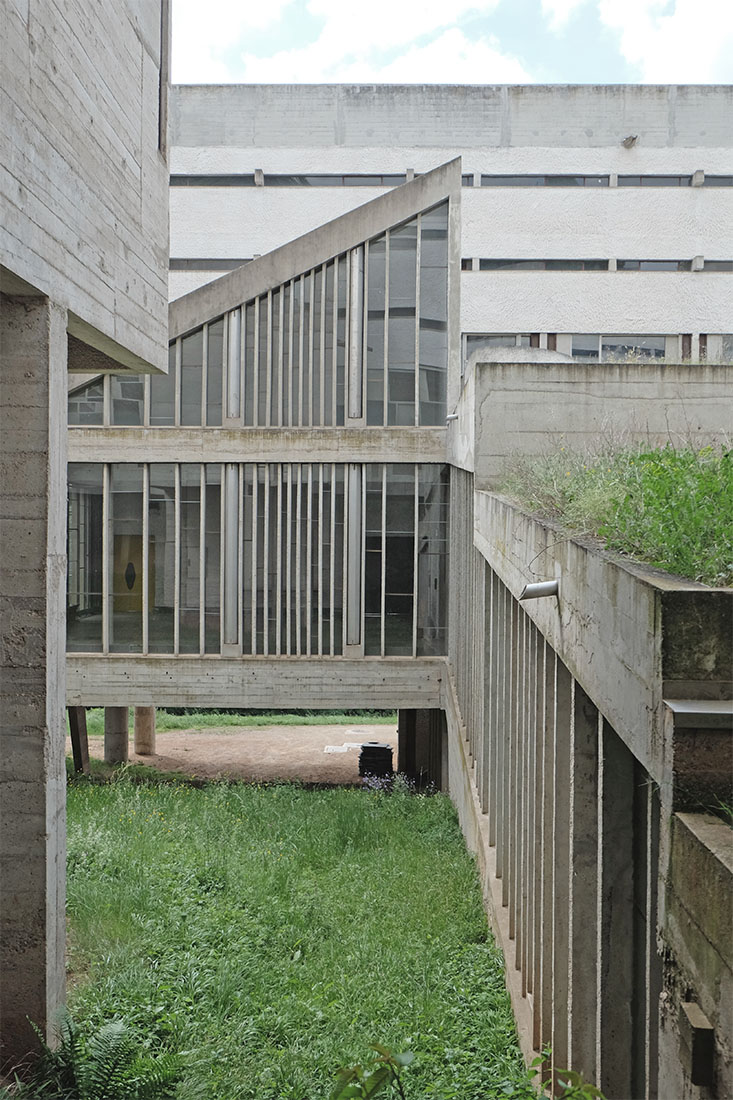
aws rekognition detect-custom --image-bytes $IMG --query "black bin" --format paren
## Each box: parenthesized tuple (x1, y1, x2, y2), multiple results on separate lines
(359, 742, 394, 779)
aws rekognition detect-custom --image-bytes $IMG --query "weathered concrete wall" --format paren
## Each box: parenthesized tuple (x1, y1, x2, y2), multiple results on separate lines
(450, 361, 733, 485)
(171, 85, 733, 150)
(0, 295, 67, 1064)
(444, 477, 732, 1098)
(2, 2, 169, 371)
(659, 813, 733, 1100)
(66, 656, 445, 710)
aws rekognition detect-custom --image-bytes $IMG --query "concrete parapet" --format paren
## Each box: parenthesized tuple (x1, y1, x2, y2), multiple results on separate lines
(449, 360, 733, 485)
(660, 813, 733, 1099)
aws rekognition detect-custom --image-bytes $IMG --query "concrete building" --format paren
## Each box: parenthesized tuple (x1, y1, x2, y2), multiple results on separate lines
(0, 0, 170, 1066)
(63, 83, 733, 1098)
(167, 84, 733, 363)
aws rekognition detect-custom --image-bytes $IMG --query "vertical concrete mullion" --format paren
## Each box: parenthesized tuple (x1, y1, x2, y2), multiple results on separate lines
(0, 296, 67, 1060)
(645, 784, 662, 1100)
(568, 681, 600, 1082)
(275, 465, 283, 656)
(102, 462, 110, 653)
(380, 464, 386, 656)
(597, 719, 635, 1099)
(488, 569, 500, 843)
(495, 580, 507, 881)
(518, 612, 529, 991)
(317, 466, 323, 656)
(507, 596, 519, 929)
(142, 465, 149, 654)
(198, 467, 206, 655)
(524, 620, 538, 995)
(532, 637, 546, 1051)
(552, 659, 572, 1077)
(329, 462, 336, 655)
(305, 464, 313, 654)
(285, 466, 292, 655)
(540, 647, 556, 1052)
(412, 464, 418, 658)
(173, 464, 180, 654)
(481, 565, 493, 816)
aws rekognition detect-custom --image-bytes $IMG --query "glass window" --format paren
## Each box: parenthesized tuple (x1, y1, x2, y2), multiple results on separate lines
(323, 263, 335, 426)
(110, 374, 144, 426)
(479, 259, 544, 270)
(180, 329, 203, 425)
(109, 464, 143, 653)
(417, 465, 449, 656)
(388, 219, 418, 426)
(703, 260, 733, 271)
(244, 301, 256, 427)
(419, 203, 448, 425)
(366, 235, 387, 425)
(364, 464, 384, 655)
(336, 260, 347, 426)
(151, 342, 176, 426)
(67, 463, 103, 652)
(169, 174, 256, 187)
(601, 335, 666, 360)
(148, 464, 175, 653)
(179, 464, 201, 653)
(703, 176, 733, 186)
(571, 335, 601, 359)
(206, 319, 224, 426)
(204, 465, 222, 653)
(68, 378, 104, 426)
(384, 464, 415, 655)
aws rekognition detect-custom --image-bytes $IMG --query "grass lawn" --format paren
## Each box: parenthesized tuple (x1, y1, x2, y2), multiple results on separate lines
(66, 776, 528, 1099)
(69, 709, 398, 738)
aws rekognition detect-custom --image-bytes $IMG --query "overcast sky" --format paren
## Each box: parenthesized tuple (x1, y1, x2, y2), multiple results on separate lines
(172, 0, 733, 85)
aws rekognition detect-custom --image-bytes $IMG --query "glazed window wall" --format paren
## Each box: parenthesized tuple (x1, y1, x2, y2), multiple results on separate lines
(67, 462, 449, 657)
(72, 202, 450, 431)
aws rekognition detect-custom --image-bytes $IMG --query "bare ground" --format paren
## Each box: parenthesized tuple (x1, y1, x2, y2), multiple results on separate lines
(71, 724, 397, 785)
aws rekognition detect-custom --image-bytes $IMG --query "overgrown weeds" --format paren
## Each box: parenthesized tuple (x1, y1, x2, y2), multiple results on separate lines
(66, 778, 527, 1098)
(501, 443, 732, 585)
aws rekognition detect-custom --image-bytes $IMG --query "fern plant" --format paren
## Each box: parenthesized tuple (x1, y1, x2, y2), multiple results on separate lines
(0, 1014, 181, 1099)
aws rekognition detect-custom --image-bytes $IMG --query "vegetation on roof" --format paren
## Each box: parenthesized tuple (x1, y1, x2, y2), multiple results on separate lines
(500, 443, 733, 586)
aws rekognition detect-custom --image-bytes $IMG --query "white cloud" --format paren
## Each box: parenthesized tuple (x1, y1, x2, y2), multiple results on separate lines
(597, 0, 733, 82)
(172, 0, 295, 83)
(237, 26, 532, 83)
(540, 0, 589, 31)
(305, 0, 494, 54)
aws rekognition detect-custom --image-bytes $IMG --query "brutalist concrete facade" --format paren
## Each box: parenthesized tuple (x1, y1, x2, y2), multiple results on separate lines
(0, 0, 169, 1066)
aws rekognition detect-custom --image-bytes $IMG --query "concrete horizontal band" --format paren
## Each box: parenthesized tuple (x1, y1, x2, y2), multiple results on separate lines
(66, 655, 446, 709)
(67, 426, 448, 463)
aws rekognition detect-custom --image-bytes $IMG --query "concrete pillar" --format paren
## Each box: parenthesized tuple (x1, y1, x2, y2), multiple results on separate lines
(104, 707, 129, 764)
(0, 293, 68, 1064)
(568, 685, 600, 1082)
(133, 706, 156, 755)
(597, 720, 635, 1099)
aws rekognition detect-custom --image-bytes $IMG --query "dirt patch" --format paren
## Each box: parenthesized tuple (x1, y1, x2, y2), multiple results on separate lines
(72, 724, 397, 785)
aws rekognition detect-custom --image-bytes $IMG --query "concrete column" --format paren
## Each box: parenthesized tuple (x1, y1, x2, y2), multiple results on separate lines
(597, 719, 635, 1099)
(568, 685, 599, 1082)
(0, 293, 68, 1064)
(104, 707, 129, 763)
(133, 706, 156, 755)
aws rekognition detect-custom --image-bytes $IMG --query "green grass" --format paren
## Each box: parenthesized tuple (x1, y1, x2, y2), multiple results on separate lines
(69, 709, 397, 738)
(501, 443, 733, 586)
(66, 777, 527, 1099)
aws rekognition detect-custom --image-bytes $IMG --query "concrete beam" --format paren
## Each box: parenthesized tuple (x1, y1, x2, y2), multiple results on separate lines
(67, 426, 448, 465)
(66, 656, 446, 710)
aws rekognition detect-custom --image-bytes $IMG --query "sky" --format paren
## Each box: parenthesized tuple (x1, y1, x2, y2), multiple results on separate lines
(172, 0, 733, 86)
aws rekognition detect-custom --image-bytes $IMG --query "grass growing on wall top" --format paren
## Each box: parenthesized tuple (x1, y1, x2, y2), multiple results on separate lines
(66, 776, 527, 1099)
(501, 443, 733, 586)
